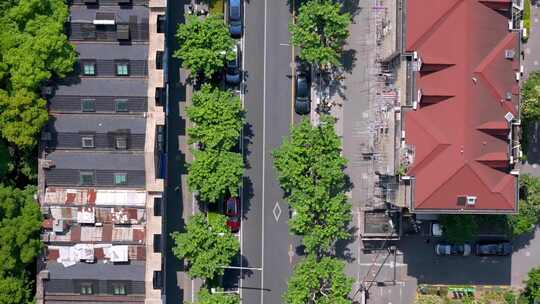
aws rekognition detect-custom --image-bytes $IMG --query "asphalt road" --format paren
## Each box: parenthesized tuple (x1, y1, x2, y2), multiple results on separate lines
(239, 0, 301, 303)
(163, 0, 186, 303)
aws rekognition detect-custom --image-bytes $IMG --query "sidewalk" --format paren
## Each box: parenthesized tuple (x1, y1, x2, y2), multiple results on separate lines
(310, 0, 414, 302)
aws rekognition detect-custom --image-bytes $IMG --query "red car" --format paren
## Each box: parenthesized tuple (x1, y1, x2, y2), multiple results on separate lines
(224, 197, 240, 232)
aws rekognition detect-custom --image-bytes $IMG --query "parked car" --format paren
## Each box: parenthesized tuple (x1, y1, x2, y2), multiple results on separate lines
(226, 44, 241, 85)
(474, 242, 512, 256)
(228, 0, 242, 38)
(435, 243, 471, 256)
(224, 196, 240, 232)
(294, 64, 311, 115)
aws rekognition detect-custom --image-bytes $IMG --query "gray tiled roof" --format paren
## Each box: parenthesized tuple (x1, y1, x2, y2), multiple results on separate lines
(55, 78, 148, 97)
(46, 150, 145, 171)
(75, 43, 149, 60)
(50, 114, 146, 134)
(47, 260, 145, 280)
(70, 5, 149, 23)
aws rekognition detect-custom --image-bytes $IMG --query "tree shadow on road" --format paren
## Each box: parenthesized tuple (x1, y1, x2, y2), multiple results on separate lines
(335, 226, 359, 263)
(341, 0, 362, 19)
(342, 48, 357, 74)
(512, 227, 536, 251)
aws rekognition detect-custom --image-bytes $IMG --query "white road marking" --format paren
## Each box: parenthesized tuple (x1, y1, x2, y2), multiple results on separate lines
(273, 201, 282, 221)
(261, 0, 268, 302)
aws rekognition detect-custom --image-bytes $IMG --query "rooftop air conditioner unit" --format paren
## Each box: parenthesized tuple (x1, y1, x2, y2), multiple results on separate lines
(505, 49, 515, 59)
(505, 112, 515, 122)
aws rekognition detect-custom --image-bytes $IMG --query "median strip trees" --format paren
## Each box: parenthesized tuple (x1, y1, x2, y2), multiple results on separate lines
(171, 213, 239, 282)
(273, 115, 351, 256)
(185, 84, 245, 204)
(174, 15, 235, 81)
(173, 15, 245, 298)
(274, 115, 353, 303)
(284, 256, 353, 304)
(289, 0, 351, 70)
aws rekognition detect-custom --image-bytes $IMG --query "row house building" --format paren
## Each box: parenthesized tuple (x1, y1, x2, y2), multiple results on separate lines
(36, 0, 167, 302)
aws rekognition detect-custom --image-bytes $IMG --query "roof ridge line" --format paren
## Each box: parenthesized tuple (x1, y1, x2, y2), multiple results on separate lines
(415, 161, 465, 209)
(409, 0, 465, 51)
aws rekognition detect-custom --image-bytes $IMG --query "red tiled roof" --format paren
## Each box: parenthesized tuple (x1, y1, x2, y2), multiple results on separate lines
(405, 0, 518, 212)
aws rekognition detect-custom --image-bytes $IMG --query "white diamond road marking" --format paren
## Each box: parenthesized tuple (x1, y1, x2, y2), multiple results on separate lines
(273, 201, 282, 222)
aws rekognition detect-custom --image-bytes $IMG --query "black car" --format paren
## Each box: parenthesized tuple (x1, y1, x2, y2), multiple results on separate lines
(228, 0, 242, 38)
(226, 44, 241, 85)
(295, 66, 311, 115)
(475, 242, 512, 256)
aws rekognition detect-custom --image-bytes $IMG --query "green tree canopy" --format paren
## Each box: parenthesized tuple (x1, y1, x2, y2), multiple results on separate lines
(439, 214, 478, 244)
(0, 276, 32, 304)
(187, 84, 244, 150)
(508, 174, 540, 236)
(0, 89, 48, 150)
(0, 185, 42, 276)
(290, 0, 350, 68)
(192, 289, 240, 304)
(171, 213, 239, 281)
(522, 71, 540, 121)
(273, 115, 351, 255)
(187, 149, 243, 203)
(174, 15, 235, 79)
(284, 255, 353, 304)
(0, 0, 76, 165)
(523, 266, 540, 303)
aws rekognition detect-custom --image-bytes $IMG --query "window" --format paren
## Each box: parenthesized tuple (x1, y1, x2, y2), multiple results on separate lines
(156, 51, 163, 70)
(80, 283, 93, 295)
(112, 283, 127, 295)
(155, 87, 164, 106)
(81, 136, 95, 148)
(154, 197, 162, 216)
(153, 271, 162, 290)
(153, 234, 161, 253)
(81, 98, 95, 112)
(115, 136, 128, 150)
(116, 62, 129, 76)
(80, 171, 94, 186)
(157, 15, 165, 33)
(82, 62, 96, 76)
(114, 173, 127, 185)
(115, 99, 129, 112)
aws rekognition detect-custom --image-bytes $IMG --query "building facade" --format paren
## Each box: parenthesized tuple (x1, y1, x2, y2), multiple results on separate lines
(36, 0, 166, 302)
